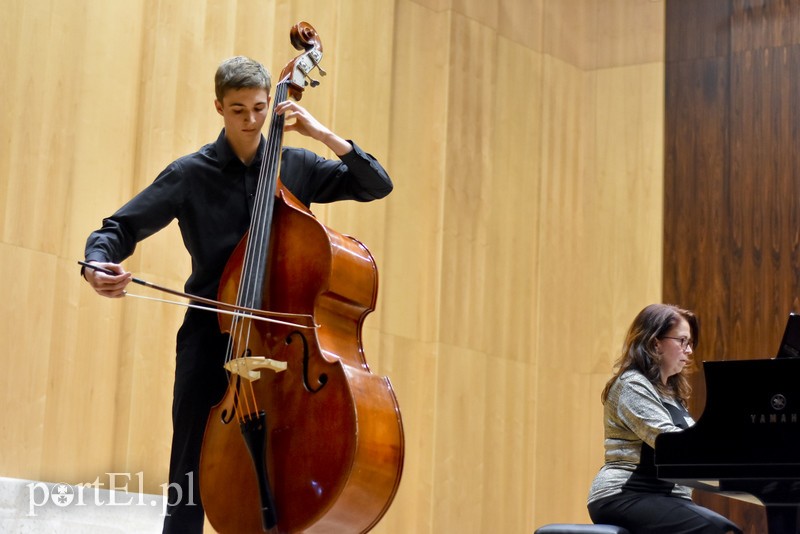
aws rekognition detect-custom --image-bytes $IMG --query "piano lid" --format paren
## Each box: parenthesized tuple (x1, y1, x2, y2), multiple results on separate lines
(776, 313, 800, 359)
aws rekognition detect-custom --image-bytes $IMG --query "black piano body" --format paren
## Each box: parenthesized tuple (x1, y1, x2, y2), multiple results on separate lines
(655, 358, 800, 534)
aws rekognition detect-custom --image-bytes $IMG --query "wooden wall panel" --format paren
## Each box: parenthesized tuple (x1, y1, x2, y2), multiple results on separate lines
(664, 55, 730, 413)
(729, 45, 800, 352)
(665, 1, 800, 532)
(1, 0, 666, 532)
(665, 0, 730, 61)
(730, 0, 800, 52)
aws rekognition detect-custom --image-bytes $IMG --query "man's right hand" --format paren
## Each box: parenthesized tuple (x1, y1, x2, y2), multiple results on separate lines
(83, 261, 132, 298)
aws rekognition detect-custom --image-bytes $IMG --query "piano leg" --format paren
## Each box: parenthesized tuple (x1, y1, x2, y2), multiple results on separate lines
(764, 504, 799, 534)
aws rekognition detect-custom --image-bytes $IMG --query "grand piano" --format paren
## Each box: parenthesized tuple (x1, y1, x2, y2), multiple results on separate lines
(655, 319, 800, 534)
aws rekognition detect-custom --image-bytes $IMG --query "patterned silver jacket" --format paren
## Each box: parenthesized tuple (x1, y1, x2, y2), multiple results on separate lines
(588, 369, 694, 503)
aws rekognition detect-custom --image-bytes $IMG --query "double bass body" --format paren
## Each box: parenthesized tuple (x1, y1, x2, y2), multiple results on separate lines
(199, 184, 404, 533)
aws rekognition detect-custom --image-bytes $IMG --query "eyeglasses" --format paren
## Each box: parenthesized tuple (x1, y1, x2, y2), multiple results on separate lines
(661, 336, 693, 351)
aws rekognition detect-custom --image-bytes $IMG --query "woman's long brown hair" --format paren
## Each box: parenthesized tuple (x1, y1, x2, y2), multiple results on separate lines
(601, 303, 698, 406)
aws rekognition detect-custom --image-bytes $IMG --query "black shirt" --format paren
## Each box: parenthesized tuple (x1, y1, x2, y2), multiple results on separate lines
(84, 129, 393, 299)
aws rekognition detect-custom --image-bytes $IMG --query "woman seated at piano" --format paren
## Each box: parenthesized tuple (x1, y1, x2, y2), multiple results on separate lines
(587, 303, 742, 534)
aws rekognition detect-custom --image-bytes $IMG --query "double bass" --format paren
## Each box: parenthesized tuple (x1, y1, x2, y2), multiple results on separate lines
(198, 22, 404, 533)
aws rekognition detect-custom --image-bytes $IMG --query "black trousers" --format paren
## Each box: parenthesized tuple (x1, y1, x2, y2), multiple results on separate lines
(588, 491, 743, 534)
(162, 309, 229, 534)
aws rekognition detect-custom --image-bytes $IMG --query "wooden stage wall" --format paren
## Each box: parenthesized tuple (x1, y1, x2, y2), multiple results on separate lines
(1, 0, 667, 531)
(665, 1, 800, 532)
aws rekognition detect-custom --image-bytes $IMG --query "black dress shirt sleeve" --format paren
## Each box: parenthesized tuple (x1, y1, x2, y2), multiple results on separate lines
(279, 141, 393, 206)
(84, 163, 185, 264)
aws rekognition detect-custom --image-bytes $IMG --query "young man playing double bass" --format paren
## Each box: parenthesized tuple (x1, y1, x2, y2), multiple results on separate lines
(82, 56, 392, 533)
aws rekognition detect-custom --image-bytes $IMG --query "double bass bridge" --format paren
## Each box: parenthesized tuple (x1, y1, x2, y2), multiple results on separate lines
(224, 355, 287, 381)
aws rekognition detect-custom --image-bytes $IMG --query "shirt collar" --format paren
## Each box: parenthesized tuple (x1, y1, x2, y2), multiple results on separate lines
(214, 128, 266, 169)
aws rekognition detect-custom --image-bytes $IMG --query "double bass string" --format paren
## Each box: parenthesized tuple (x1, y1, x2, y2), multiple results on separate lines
(232, 76, 288, 321)
(226, 76, 291, 418)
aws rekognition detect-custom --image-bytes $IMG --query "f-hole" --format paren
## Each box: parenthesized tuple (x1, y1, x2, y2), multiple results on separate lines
(286, 331, 327, 392)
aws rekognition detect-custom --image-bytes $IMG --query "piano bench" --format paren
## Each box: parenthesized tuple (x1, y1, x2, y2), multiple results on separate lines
(534, 524, 630, 534)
